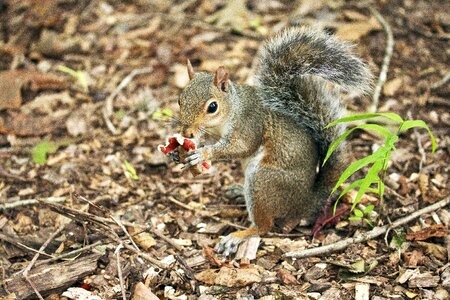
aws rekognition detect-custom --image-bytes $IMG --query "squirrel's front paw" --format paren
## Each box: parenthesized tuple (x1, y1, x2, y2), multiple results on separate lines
(215, 234, 244, 256)
(184, 147, 209, 168)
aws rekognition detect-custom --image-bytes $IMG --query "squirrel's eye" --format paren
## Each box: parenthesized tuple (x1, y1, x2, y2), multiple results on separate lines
(207, 101, 218, 114)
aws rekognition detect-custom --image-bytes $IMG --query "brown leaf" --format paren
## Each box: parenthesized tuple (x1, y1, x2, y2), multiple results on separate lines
(202, 245, 223, 267)
(0, 70, 65, 110)
(195, 266, 263, 287)
(383, 77, 403, 97)
(277, 268, 300, 285)
(403, 250, 424, 267)
(335, 17, 382, 41)
(128, 227, 156, 251)
(417, 241, 448, 261)
(132, 282, 159, 300)
(406, 224, 449, 241)
(0, 110, 62, 136)
(418, 173, 429, 201)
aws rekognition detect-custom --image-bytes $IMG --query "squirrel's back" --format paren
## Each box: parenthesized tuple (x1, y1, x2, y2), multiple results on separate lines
(255, 27, 373, 159)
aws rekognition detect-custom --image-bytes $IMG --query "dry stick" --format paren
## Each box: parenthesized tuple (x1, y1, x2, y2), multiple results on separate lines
(284, 194, 450, 258)
(39, 199, 171, 268)
(22, 225, 66, 300)
(0, 196, 66, 211)
(431, 71, 450, 90)
(167, 196, 246, 230)
(368, 6, 394, 113)
(115, 244, 127, 300)
(0, 232, 54, 258)
(34, 241, 103, 267)
(102, 67, 153, 135)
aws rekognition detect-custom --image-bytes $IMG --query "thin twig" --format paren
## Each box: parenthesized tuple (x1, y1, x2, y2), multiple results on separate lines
(102, 67, 153, 135)
(0, 197, 66, 211)
(34, 241, 103, 267)
(284, 194, 450, 258)
(23, 225, 66, 300)
(431, 71, 450, 90)
(115, 244, 127, 300)
(368, 5, 394, 113)
(0, 233, 55, 258)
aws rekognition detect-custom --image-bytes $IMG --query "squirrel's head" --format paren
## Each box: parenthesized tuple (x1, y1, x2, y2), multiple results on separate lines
(178, 60, 233, 139)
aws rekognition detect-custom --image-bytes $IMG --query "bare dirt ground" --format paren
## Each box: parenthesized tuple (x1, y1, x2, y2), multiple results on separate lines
(0, 0, 449, 299)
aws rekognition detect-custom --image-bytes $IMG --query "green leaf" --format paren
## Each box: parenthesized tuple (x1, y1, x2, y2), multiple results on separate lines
(352, 160, 384, 210)
(326, 113, 403, 128)
(152, 108, 174, 121)
(363, 218, 374, 227)
(331, 146, 389, 194)
(349, 216, 362, 221)
(32, 141, 59, 165)
(323, 124, 393, 165)
(353, 209, 364, 217)
(400, 120, 437, 154)
(124, 160, 139, 180)
(364, 205, 375, 214)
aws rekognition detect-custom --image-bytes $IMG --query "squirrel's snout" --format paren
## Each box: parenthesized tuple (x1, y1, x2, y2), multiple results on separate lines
(182, 127, 196, 138)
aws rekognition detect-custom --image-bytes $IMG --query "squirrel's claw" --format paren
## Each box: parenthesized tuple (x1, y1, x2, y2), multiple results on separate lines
(183, 150, 202, 168)
(216, 234, 243, 256)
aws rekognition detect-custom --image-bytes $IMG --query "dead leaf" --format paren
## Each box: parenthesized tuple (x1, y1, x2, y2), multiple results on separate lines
(406, 224, 449, 241)
(277, 268, 300, 285)
(195, 265, 264, 287)
(383, 77, 403, 97)
(132, 282, 159, 300)
(417, 241, 447, 261)
(335, 17, 382, 41)
(202, 246, 223, 267)
(128, 227, 156, 251)
(403, 250, 424, 267)
(0, 110, 62, 136)
(418, 173, 429, 200)
(0, 70, 65, 110)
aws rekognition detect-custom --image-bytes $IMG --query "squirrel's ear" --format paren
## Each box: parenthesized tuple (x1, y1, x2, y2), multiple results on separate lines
(187, 59, 196, 80)
(214, 66, 229, 92)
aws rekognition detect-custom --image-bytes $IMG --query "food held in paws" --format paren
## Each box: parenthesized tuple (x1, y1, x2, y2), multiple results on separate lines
(158, 134, 210, 176)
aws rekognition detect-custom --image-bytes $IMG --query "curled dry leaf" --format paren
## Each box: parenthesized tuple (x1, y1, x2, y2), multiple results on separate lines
(406, 224, 449, 241)
(202, 245, 223, 267)
(0, 70, 65, 110)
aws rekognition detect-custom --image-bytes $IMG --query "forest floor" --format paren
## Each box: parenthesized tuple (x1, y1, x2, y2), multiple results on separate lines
(0, 0, 449, 299)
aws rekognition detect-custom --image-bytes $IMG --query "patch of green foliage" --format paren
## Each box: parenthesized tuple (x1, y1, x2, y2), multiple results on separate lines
(58, 65, 89, 93)
(32, 141, 59, 165)
(324, 112, 436, 223)
(151, 108, 173, 121)
(124, 160, 139, 180)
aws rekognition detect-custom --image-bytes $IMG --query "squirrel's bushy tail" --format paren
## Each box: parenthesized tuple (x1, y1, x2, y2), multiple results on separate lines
(256, 27, 372, 204)
(256, 26, 373, 158)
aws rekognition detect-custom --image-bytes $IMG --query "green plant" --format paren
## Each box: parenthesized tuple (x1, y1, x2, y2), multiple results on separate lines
(32, 140, 59, 165)
(58, 65, 89, 93)
(324, 112, 436, 221)
(124, 160, 139, 180)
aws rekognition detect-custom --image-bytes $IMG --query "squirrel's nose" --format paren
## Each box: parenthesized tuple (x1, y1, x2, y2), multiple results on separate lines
(183, 128, 195, 138)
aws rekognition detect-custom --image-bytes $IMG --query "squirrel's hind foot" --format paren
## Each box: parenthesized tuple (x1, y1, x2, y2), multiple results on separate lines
(216, 226, 269, 256)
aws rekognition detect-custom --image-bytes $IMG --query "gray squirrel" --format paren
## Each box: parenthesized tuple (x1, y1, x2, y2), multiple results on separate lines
(177, 27, 373, 255)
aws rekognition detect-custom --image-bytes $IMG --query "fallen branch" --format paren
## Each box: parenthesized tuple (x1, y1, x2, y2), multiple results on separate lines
(0, 196, 66, 211)
(23, 225, 66, 300)
(368, 5, 394, 113)
(284, 194, 450, 258)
